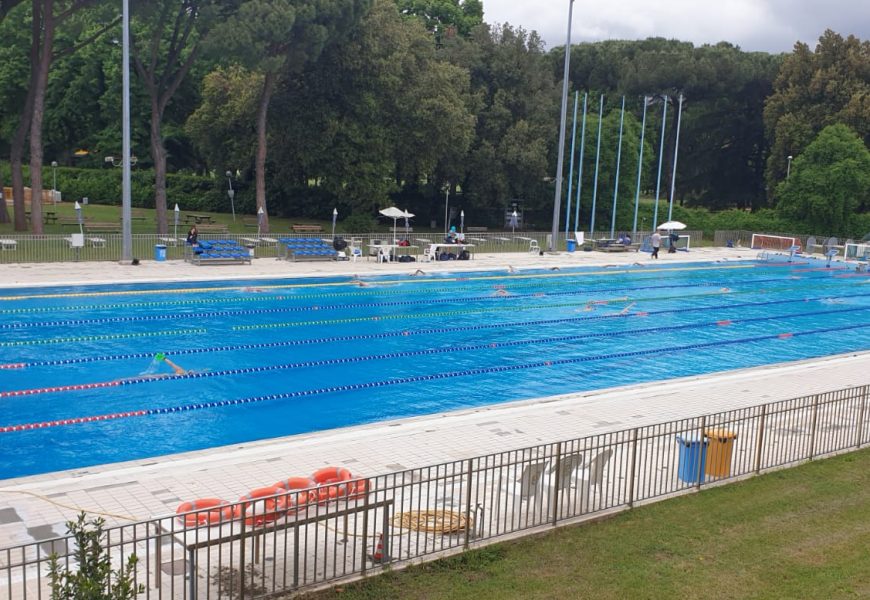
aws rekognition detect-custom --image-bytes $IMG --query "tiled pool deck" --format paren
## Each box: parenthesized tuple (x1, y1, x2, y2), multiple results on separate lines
(0, 247, 867, 548)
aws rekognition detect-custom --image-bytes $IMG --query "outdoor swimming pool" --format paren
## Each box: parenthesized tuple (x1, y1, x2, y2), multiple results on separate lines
(2, 258, 870, 479)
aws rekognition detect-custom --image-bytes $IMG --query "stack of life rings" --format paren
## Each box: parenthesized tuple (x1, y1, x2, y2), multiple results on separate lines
(176, 467, 368, 528)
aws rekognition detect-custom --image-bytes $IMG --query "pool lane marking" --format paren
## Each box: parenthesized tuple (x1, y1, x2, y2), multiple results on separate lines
(4, 320, 870, 433)
(5, 305, 870, 396)
(233, 286, 870, 331)
(0, 263, 759, 301)
(0, 328, 207, 348)
(4, 273, 845, 330)
(0, 271, 845, 317)
(4, 292, 868, 368)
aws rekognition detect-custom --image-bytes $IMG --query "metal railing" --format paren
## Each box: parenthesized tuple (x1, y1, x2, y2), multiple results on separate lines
(1, 384, 866, 598)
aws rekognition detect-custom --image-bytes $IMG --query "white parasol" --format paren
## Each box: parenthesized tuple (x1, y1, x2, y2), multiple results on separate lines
(657, 220, 686, 230)
(379, 207, 414, 244)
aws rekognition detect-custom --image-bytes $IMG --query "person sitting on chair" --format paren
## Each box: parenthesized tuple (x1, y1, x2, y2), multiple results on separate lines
(186, 225, 198, 246)
(445, 226, 458, 243)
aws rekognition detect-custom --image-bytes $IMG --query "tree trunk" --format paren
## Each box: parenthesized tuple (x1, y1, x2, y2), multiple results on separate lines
(255, 70, 276, 234)
(27, 0, 56, 236)
(0, 166, 9, 224)
(9, 1, 41, 232)
(150, 100, 168, 235)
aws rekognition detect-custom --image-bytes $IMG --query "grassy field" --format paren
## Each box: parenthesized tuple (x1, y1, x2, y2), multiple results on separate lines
(302, 448, 870, 600)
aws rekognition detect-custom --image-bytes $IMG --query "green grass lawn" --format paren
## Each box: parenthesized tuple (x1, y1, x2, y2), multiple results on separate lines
(301, 448, 870, 600)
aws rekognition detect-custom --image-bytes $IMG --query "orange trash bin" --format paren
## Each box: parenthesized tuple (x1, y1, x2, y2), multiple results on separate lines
(704, 428, 737, 477)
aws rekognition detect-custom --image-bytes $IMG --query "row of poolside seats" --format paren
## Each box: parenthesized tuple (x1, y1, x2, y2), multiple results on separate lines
(279, 237, 337, 261)
(191, 240, 252, 265)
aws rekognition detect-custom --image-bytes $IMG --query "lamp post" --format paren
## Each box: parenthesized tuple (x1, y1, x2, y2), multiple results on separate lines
(550, 0, 575, 251)
(443, 183, 450, 235)
(225, 171, 236, 221)
(121, 0, 132, 263)
(51, 161, 58, 204)
(786, 155, 793, 179)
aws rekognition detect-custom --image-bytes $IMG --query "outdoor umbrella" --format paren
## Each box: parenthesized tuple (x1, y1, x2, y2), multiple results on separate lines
(460, 210, 465, 234)
(74, 201, 83, 236)
(509, 210, 518, 235)
(332, 208, 338, 239)
(257, 206, 265, 238)
(657, 220, 686, 230)
(173, 204, 179, 240)
(379, 207, 414, 244)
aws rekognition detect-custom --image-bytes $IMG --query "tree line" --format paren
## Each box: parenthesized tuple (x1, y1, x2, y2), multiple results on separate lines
(0, 0, 867, 236)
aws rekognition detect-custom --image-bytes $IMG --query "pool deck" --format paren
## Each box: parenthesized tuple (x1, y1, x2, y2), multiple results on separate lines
(0, 246, 868, 546)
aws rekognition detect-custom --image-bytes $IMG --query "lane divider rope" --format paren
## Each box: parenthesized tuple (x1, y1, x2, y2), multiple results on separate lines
(4, 320, 869, 433)
(4, 305, 869, 397)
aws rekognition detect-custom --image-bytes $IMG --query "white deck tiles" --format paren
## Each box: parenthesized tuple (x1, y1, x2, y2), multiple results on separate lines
(0, 247, 867, 544)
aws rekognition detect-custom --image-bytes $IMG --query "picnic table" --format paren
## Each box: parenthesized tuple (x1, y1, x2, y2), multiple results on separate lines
(185, 213, 214, 224)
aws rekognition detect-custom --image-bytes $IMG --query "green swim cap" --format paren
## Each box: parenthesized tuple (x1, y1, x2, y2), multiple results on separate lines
(155, 352, 166, 361)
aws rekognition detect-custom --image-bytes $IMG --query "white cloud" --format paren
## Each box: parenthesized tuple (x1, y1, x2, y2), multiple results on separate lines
(482, 0, 870, 53)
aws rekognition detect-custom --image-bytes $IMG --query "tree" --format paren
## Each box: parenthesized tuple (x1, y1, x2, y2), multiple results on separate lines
(395, 0, 482, 40)
(765, 30, 870, 191)
(776, 124, 870, 235)
(131, 0, 216, 234)
(7, 0, 115, 233)
(48, 512, 144, 600)
(208, 0, 369, 232)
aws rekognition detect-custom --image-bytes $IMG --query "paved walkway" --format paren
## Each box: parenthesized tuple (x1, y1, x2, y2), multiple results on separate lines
(0, 247, 867, 548)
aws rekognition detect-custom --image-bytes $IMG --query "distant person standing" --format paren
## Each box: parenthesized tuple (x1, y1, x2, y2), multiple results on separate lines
(650, 231, 662, 259)
(186, 225, 198, 246)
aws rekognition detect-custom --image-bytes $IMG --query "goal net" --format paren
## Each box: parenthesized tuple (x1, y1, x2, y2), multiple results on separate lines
(844, 243, 870, 260)
(750, 234, 800, 252)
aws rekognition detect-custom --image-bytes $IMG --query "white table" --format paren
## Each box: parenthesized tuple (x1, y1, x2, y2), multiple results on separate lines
(0, 239, 17, 251)
(368, 244, 418, 262)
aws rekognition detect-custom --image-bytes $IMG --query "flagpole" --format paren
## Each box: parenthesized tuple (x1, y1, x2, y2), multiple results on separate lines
(565, 91, 579, 236)
(668, 93, 684, 222)
(652, 95, 668, 231)
(549, 0, 575, 251)
(589, 94, 604, 238)
(632, 96, 649, 237)
(610, 96, 626, 239)
(573, 92, 588, 233)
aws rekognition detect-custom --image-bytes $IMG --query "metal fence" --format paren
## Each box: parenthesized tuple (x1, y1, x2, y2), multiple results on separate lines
(0, 230, 713, 264)
(1, 384, 867, 599)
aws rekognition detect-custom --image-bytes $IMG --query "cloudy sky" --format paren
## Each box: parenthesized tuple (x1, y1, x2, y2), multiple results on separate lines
(482, 0, 870, 53)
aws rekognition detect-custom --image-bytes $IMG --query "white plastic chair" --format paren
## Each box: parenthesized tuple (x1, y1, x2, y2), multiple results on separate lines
(575, 449, 613, 511)
(350, 247, 362, 262)
(502, 461, 548, 503)
(528, 239, 540, 254)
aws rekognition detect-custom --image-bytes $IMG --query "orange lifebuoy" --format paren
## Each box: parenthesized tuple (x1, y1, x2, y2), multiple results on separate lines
(234, 486, 291, 526)
(311, 467, 367, 503)
(273, 477, 316, 507)
(176, 498, 233, 528)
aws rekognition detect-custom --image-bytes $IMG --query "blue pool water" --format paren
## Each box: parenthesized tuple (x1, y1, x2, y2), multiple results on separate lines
(2, 259, 870, 479)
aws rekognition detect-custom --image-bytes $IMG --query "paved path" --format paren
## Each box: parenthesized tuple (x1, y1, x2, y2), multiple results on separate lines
(0, 247, 867, 548)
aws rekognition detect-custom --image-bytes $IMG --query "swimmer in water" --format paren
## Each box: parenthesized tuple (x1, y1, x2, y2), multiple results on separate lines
(155, 353, 187, 375)
(507, 265, 517, 274)
(619, 302, 636, 315)
(411, 269, 426, 276)
(493, 288, 512, 296)
(549, 266, 560, 271)
(720, 287, 731, 293)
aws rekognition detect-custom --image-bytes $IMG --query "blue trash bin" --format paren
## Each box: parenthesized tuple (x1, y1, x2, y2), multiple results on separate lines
(154, 244, 167, 262)
(676, 435, 707, 483)
(566, 239, 576, 253)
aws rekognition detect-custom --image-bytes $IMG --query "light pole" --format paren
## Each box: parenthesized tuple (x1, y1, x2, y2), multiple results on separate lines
(550, 0, 575, 251)
(443, 183, 450, 235)
(51, 161, 58, 204)
(786, 155, 793, 179)
(121, 0, 132, 263)
(226, 171, 236, 221)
